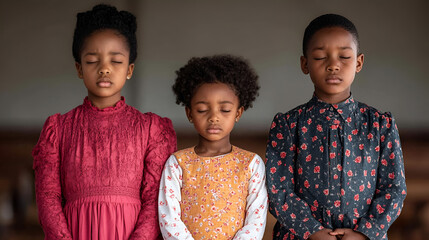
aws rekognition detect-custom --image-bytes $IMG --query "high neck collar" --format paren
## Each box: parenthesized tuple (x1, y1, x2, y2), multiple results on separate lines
(308, 93, 357, 120)
(83, 96, 126, 113)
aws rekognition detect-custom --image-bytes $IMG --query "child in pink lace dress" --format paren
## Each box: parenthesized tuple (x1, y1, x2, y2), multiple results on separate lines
(32, 4, 176, 240)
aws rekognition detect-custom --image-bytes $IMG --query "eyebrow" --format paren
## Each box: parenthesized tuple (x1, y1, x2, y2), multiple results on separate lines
(312, 46, 353, 51)
(83, 52, 126, 57)
(195, 101, 234, 105)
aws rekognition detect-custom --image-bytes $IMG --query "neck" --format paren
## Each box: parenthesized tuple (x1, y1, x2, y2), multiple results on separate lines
(195, 136, 232, 157)
(314, 90, 351, 104)
(87, 94, 122, 109)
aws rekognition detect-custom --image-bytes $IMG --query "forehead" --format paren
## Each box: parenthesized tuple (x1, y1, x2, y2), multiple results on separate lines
(308, 27, 357, 50)
(81, 29, 129, 54)
(192, 82, 238, 103)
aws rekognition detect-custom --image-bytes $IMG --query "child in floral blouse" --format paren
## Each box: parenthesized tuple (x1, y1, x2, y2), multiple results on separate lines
(266, 14, 406, 240)
(158, 55, 268, 239)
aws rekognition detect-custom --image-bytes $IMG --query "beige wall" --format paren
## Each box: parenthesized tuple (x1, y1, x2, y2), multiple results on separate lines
(1, 0, 428, 132)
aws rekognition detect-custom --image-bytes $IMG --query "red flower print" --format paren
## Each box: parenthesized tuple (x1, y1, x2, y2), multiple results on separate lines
(354, 194, 359, 201)
(306, 154, 312, 162)
(346, 117, 352, 123)
(345, 149, 351, 157)
(307, 118, 312, 125)
(304, 231, 310, 239)
(290, 213, 296, 219)
(337, 164, 343, 171)
(338, 109, 343, 114)
(304, 180, 310, 188)
(330, 153, 336, 159)
(271, 186, 278, 194)
(390, 153, 395, 159)
(333, 174, 338, 180)
(352, 129, 358, 135)
(364, 170, 367, 176)
(282, 203, 289, 211)
(298, 168, 303, 175)
(320, 108, 326, 114)
(367, 198, 372, 205)
(333, 119, 340, 125)
(371, 169, 376, 176)
(315, 184, 319, 189)
(360, 108, 366, 113)
(313, 200, 319, 207)
(375, 146, 380, 152)
(312, 136, 318, 142)
(388, 172, 395, 179)
(271, 141, 277, 147)
(290, 122, 296, 128)
(271, 121, 276, 129)
(355, 156, 361, 163)
(314, 166, 320, 173)
(331, 125, 338, 130)
(341, 189, 345, 196)
(276, 133, 283, 139)
(367, 156, 372, 163)
(301, 143, 307, 150)
(270, 167, 277, 174)
(323, 189, 329, 196)
(332, 141, 337, 148)
(385, 193, 391, 200)
(339, 214, 344, 221)
(280, 151, 286, 158)
(381, 159, 387, 166)
(387, 215, 391, 222)
(373, 122, 379, 128)
(288, 166, 293, 173)
(367, 133, 373, 140)
(381, 135, 385, 142)
(317, 124, 323, 132)
(381, 224, 385, 229)
(377, 204, 385, 214)
(319, 146, 324, 152)
(280, 176, 286, 182)
(347, 170, 353, 177)
(348, 135, 352, 142)
(366, 222, 372, 229)
(334, 200, 341, 207)
(302, 126, 308, 133)
(360, 185, 365, 192)
(298, 109, 302, 114)
(277, 160, 282, 166)
(333, 104, 338, 109)
(367, 182, 371, 189)
(359, 144, 364, 150)
(387, 142, 392, 148)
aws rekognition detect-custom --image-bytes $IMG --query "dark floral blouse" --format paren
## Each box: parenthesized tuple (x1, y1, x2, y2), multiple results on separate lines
(265, 95, 406, 240)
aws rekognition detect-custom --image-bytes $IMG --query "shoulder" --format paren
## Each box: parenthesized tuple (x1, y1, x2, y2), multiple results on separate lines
(232, 146, 258, 162)
(356, 101, 395, 122)
(173, 147, 194, 159)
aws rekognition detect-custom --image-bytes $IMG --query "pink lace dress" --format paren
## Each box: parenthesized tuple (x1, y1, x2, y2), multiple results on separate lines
(32, 97, 176, 240)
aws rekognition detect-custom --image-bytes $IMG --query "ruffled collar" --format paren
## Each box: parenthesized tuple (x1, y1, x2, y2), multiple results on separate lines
(83, 97, 126, 113)
(307, 93, 357, 120)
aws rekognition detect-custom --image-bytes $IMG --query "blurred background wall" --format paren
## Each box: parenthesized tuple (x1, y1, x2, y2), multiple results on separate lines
(0, 0, 428, 239)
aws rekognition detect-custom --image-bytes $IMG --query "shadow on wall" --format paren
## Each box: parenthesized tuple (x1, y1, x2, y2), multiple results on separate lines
(0, 130, 428, 240)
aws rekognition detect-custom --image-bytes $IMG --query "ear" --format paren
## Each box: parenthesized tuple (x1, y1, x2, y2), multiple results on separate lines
(356, 53, 364, 73)
(75, 62, 83, 79)
(300, 56, 309, 74)
(127, 63, 135, 80)
(185, 106, 192, 123)
(235, 106, 244, 123)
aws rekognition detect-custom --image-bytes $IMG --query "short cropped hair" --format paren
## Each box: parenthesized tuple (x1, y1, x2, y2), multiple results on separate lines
(303, 14, 360, 56)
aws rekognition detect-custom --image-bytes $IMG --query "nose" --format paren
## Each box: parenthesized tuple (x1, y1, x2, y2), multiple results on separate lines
(208, 111, 219, 123)
(327, 59, 340, 72)
(98, 63, 111, 75)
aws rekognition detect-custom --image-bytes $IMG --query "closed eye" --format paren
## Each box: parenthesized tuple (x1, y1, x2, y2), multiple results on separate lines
(112, 61, 123, 64)
(314, 57, 326, 60)
(340, 56, 351, 59)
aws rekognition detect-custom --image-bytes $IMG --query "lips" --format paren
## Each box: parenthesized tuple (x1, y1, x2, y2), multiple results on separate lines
(97, 77, 112, 87)
(207, 125, 222, 134)
(326, 75, 342, 84)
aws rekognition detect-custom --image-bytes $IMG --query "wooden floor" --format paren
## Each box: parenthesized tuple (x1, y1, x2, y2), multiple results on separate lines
(0, 130, 428, 240)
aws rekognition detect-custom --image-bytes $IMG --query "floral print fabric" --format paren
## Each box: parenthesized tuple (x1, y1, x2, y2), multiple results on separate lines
(266, 95, 406, 240)
(159, 146, 268, 239)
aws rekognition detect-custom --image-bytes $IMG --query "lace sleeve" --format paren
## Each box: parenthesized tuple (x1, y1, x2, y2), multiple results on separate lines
(32, 114, 72, 239)
(130, 113, 177, 239)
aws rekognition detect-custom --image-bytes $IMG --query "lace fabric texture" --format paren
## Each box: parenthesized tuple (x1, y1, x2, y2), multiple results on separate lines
(33, 97, 177, 240)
